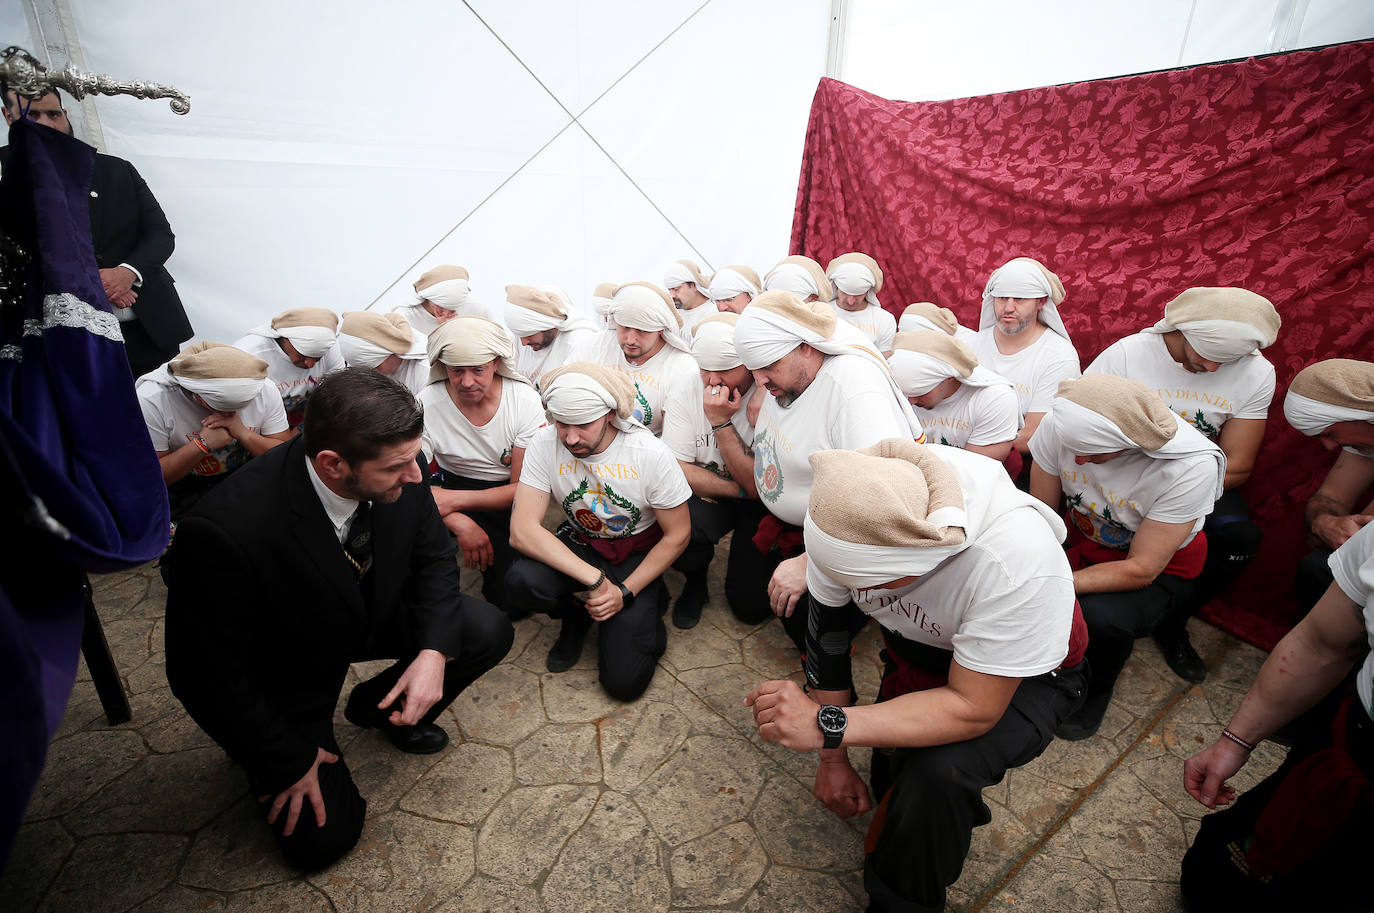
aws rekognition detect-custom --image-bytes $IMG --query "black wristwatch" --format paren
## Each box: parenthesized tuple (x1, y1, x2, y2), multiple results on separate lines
(817, 704, 847, 749)
(616, 580, 635, 608)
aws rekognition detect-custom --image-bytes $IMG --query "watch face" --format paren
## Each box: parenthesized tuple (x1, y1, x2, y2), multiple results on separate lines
(818, 705, 847, 733)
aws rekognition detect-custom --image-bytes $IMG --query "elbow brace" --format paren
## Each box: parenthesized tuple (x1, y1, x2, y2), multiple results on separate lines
(803, 598, 855, 693)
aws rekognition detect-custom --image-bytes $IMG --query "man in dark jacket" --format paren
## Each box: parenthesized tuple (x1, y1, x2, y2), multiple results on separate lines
(3, 87, 193, 376)
(163, 369, 513, 869)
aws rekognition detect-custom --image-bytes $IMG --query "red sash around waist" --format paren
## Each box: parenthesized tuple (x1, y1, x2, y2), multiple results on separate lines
(1064, 517, 1208, 580)
(579, 524, 663, 565)
(751, 514, 804, 559)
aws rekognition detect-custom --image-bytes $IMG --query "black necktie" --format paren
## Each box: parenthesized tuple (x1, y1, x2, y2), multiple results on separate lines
(343, 501, 373, 580)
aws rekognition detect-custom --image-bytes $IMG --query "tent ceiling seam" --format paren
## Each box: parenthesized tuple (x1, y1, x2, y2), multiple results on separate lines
(365, 0, 718, 308)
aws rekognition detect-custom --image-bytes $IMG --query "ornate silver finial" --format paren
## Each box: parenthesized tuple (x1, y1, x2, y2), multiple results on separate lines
(0, 46, 190, 115)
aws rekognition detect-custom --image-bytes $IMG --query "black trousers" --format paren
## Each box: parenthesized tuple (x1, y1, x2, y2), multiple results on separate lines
(121, 317, 180, 380)
(504, 529, 668, 701)
(864, 659, 1088, 912)
(1079, 572, 1195, 705)
(1297, 547, 1336, 616)
(1154, 490, 1261, 641)
(672, 496, 773, 623)
(253, 597, 513, 871)
(438, 471, 515, 610)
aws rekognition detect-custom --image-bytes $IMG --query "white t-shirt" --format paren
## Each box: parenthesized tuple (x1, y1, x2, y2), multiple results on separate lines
(1029, 411, 1218, 547)
(971, 328, 1081, 417)
(136, 379, 288, 478)
(231, 332, 344, 424)
(678, 301, 719, 334)
(660, 371, 757, 478)
(916, 382, 1020, 449)
(1330, 523, 1374, 717)
(753, 354, 922, 527)
(808, 447, 1076, 676)
(521, 425, 691, 539)
(834, 303, 897, 354)
(419, 377, 546, 482)
(1087, 332, 1276, 439)
(515, 325, 600, 388)
(387, 358, 429, 397)
(590, 335, 698, 436)
(393, 300, 505, 338)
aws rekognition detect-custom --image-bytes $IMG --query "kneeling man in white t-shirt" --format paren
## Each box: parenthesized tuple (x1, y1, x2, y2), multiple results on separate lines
(507, 363, 691, 700)
(747, 439, 1087, 913)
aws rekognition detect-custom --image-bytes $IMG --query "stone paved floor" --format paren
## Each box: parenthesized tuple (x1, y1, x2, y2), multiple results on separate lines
(1, 551, 1284, 913)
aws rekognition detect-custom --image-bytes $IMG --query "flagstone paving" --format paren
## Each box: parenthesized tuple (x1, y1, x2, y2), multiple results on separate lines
(2, 551, 1283, 912)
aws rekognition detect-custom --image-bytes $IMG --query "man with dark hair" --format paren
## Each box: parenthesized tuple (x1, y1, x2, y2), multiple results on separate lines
(164, 367, 513, 870)
(3, 87, 193, 377)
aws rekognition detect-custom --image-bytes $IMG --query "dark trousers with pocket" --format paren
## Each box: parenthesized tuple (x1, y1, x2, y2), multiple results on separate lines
(672, 495, 774, 623)
(438, 471, 516, 610)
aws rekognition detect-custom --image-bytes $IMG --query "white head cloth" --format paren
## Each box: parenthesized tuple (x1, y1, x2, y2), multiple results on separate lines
(691, 314, 743, 371)
(707, 267, 760, 302)
(541, 362, 646, 434)
(763, 263, 822, 299)
(338, 312, 427, 369)
(802, 439, 1066, 586)
(1283, 359, 1374, 436)
(610, 283, 691, 353)
(244, 307, 339, 359)
(426, 316, 531, 387)
(141, 341, 270, 412)
(979, 257, 1071, 341)
(733, 291, 925, 440)
(414, 265, 473, 314)
(504, 284, 599, 338)
(887, 332, 1011, 398)
(898, 302, 963, 336)
(663, 260, 708, 292)
(1050, 378, 1225, 501)
(1141, 287, 1281, 364)
(828, 261, 881, 308)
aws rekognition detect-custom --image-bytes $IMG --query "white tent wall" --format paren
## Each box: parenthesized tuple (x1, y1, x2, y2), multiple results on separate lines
(4, 1, 1372, 347)
(3, 0, 830, 344)
(839, 0, 1374, 102)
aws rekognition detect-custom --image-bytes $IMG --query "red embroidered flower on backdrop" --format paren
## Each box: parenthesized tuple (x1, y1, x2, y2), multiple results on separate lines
(792, 42, 1374, 649)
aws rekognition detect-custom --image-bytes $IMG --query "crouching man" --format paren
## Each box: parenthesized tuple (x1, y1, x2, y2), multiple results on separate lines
(506, 362, 691, 700)
(164, 368, 514, 870)
(747, 439, 1087, 913)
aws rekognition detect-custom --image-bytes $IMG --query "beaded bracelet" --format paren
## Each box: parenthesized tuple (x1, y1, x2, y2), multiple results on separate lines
(1221, 727, 1256, 752)
(586, 568, 607, 591)
(190, 433, 211, 454)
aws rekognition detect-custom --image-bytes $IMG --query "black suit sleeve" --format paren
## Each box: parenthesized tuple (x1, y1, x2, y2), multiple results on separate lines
(401, 469, 469, 660)
(163, 515, 318, 794)
(119, 159, 175, 276)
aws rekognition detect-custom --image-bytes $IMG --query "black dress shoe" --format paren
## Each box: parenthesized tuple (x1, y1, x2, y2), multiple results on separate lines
(672, 576, 708, 629)
(1156, 632, 1208, 683)
(546, 617, 590, 673)
(1055, 690, 1111, 742)
(343, 683, 385, 729)
(382, 722, 449, 754)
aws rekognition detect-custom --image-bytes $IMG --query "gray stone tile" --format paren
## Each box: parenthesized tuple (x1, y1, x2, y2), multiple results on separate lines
(66, 747, 245, 836)
(633, 735, 769, 846)
(668, 820, 767, 907)
(25, 729, 146, 820)
(1116, 878, 1186, 913)
(90, 572, 149, 620)
(676, 663, 770, 738)
(37, 833, 187, 913)
(451, 663, 546, 746)
(980, 854, 1119, 912)
(741, 864, 863, 913)
(309, 810, 475, 913)
(132, 883, 336, 913)
(141, 705, 218, 754)
(179, 795, 296, 891)
(51, 688, 108, 740)
(341, 731, 448, 818)
(599, 699, 691, 793)
(1023, 729, 1120, 792)
(750, 774, 863, 870)
(475, 784, 599, 882)
(0, 819, 72, 913)
(540, 668, 625, 723)
(956, 796, 1033, 898)
(1004, 766, 1078, 833)
(436, 876, 543, 913)
(1067, 771, 1188, 882)
(542, 791, 670, 913)
(740, 622, 802, 681)
(128, 885, 229, 913)
(514, 723, 600, 785)
(664, 614, 743, 667)
(123, 656, 168, 695)
(399, 741, 513, 825)
(511, 618, 599, 676)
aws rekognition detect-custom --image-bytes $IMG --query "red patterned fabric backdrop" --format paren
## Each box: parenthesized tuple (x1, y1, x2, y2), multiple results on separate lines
(792, 42, 1374, 650)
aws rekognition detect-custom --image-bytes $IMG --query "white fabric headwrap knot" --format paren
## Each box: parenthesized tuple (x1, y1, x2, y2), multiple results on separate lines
(541, 363, 646, 433)
(176, 377, 265, 412)
(763, 263, 821, 299)
(1142, 287, 1281, 364)
(829, 261, 881, 308)
(707, 267, 760, 301)
(417, 277, 471, 312)
(691, 316, 742, 371)
(244, 308, 339, 359)
(1284, 393, 1374, 436)
(1283, 360, 1374, 436)
(663, 261, 701, 291)
(979, 258, 1070, 341)
(426, 316, 530, 386)
(144, 342, 271, 412)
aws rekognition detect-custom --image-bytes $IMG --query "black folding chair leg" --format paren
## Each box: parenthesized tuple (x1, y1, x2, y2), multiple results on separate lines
(81, 575, 131, 725)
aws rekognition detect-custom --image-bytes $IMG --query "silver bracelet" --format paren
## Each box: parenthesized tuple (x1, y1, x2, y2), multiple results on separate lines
(1221, 727, 1256, 752)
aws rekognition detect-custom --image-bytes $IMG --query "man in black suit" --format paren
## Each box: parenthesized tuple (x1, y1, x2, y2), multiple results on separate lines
(3, 88, 193, 377)
(163, 368, 513, 870)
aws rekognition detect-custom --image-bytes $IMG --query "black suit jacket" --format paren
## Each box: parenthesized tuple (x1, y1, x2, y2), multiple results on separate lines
(1, 143, 192, 347)
(89, 152, 192, 347)
(163, 436, 469, 792)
